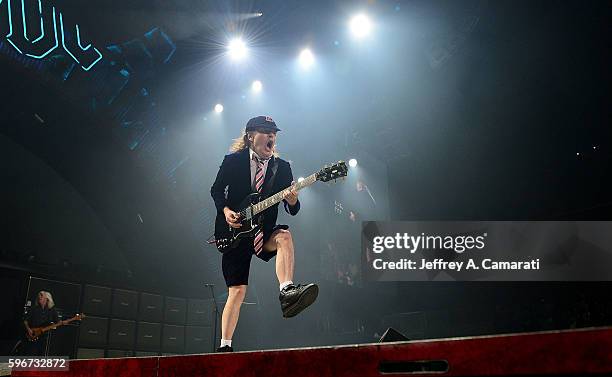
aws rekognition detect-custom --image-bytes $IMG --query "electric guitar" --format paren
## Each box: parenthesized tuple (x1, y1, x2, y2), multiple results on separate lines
(26, 313, 85, 341)
(214, 161, 348, 253)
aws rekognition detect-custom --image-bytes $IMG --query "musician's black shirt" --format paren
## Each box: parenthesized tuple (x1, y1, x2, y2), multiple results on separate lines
(25, 305, 59, 328)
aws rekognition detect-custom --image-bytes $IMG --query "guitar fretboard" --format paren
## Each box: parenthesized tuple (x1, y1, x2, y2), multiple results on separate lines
(252, 173, 317, 215)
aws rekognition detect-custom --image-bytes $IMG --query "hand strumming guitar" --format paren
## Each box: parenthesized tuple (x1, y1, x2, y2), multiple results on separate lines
(223, 207, 242, 228)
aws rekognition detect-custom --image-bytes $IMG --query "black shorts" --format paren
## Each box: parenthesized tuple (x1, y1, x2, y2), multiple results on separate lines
(222, 225, 289, 287)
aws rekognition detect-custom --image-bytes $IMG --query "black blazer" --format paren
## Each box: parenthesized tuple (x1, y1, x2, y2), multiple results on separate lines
(211, 148, 300, 236)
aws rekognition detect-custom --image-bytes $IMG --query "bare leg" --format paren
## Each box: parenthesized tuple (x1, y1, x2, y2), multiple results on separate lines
(263, 229, 294, 284)
(264, 229, 317, 318)
(221, 285, 247, 341)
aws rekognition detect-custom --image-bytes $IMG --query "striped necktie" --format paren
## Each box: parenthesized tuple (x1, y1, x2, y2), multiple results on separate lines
(253, 157, 265, 254)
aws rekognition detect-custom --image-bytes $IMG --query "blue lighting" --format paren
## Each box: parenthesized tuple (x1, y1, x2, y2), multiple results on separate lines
(32, 0, 44, 43)
(25, 6, 57, 59)
(1, 0, 103, 71)
(75, 25, 91, 50)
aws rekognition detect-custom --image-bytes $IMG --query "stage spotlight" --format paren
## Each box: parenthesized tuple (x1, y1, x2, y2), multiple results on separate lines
(299, 48, 315, 69)
(214, 104, 224, 113)
(298, 177, 305, 183)
(252, 80, 262, 92)
(349, 158, 358, 167)
(350, 14, 372, 39)
(228, 38, 247, 60)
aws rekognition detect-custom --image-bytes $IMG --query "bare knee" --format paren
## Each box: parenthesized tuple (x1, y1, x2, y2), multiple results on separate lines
(275, 229, 292, 246)
(228, 285, 247, 302)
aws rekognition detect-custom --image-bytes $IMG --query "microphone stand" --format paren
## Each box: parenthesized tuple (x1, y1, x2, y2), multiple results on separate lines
(204, 284, 220, 352)
(363, 184, 377, 206)
(10, 302, 32, 355)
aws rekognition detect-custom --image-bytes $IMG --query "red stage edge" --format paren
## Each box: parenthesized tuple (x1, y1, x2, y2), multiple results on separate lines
(10, 326, 612, 377)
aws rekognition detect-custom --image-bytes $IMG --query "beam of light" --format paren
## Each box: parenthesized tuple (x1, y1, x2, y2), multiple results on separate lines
(214, 104, 224, 113)
(349, 14, 372, 39)
(298, 48, 315, 69)
(348, 158, 358, 168)
(232, 12, 263, 20)
(227, 38, 247, 60)
(252, 80, 262, 92)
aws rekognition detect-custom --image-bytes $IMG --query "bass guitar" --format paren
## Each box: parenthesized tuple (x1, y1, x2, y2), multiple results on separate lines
(26, 313, 85, 341)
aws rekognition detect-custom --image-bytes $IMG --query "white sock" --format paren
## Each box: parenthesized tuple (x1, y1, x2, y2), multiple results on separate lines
(280, 280, 293, 291)
(220, 339, 232, 347)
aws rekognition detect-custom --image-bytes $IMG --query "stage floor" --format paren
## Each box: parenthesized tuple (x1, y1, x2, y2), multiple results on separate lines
(9, 327, 612, 377)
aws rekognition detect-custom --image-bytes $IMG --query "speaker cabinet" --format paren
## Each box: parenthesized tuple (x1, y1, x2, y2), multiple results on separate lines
(108, 319, 136, 350)
(136, 322, 161, 352)
(76, 348, 105, 359)
(162, 325, 185, 354)
(112, 289, 138, 320)
(185, 326, 212, 354)
(164, 296, 186, 325)
(78, 316, 108, 348)
(187, 298, 213, 326)
(46, 323, 78, 358)
(139, 293, 163, 323)
(82, 285, 112, 317)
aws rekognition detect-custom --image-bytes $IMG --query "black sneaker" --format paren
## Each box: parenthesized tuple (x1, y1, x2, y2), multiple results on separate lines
(216, 345, 233, 352)
(279, 283, 319, 318)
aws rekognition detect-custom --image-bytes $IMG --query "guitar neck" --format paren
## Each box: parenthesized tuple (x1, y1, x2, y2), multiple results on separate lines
(38, 317, 77, 333)
(252, 173, 317, 215)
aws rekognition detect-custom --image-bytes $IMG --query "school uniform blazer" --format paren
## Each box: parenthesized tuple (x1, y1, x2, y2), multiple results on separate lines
(211, 148, 300, 238)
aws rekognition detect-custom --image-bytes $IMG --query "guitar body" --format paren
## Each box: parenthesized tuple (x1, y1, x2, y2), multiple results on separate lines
(26, 328, 45, 341)
(214, 193, 264, 253)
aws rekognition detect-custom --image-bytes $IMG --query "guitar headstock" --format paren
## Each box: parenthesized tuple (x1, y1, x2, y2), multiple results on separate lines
(316, 161, 348, 182)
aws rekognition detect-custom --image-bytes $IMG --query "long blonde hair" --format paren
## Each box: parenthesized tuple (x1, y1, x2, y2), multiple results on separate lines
(229, 129, 279, 157)
(37, 291, 55, 309)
